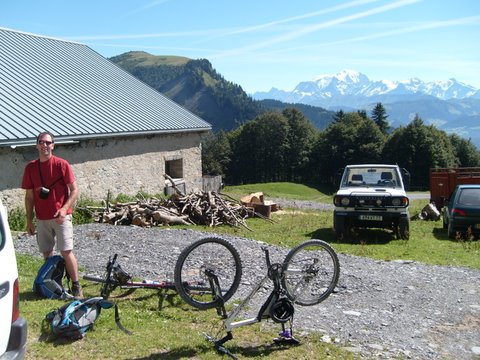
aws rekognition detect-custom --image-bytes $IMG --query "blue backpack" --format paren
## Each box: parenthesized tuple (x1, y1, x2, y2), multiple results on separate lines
(33, 255, 72, 300)
(45, 297, 131, 339)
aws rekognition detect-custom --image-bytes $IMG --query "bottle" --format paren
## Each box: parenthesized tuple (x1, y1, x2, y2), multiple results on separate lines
(142, 280, 159, 285)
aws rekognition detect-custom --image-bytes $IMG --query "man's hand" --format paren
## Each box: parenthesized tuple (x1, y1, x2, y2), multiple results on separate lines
(54, 181, 78, 224)
(54, 207, 68, 224)
(26, 221, 35, 236)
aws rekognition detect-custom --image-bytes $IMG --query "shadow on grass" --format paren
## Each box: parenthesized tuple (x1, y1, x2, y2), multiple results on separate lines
(432, 227, 450, 241)
(133, 347, 205, 359)
(81, 281, 182, 311)
(20, 290, 41, 301)
(308, 227, 399, 245)
(133, 339, 300, 359)
(224, 340, 300, 359)
(432, 226, 480, 243)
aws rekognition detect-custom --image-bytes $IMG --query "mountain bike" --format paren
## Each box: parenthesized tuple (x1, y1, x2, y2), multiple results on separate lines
(174, 237, 340, 358)
(83, 254, 209, 308)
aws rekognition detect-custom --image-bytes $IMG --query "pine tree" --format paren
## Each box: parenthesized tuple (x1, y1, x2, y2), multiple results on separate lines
(357, 109, 367, 119)
(371, 102, 390, 134)
(333, 110, 345, 123)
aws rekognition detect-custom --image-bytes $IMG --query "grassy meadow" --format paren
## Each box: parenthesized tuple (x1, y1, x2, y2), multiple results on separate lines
(15, 182, 479, 359)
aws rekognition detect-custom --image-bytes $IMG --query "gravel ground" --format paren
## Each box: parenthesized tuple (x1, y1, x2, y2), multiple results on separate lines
(269, 192, 431, 212)
(14, 220, 480, 360)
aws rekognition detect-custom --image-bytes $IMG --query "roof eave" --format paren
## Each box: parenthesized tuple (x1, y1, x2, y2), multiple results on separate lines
(1, 127, 212, 148)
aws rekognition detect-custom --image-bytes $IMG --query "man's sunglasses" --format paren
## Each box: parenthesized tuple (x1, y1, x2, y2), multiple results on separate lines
(38, 140, 53, 146)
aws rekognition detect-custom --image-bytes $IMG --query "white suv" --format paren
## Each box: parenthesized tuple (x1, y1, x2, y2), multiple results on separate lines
(333, 164, 410, 240)
(0, 199, 27, 359)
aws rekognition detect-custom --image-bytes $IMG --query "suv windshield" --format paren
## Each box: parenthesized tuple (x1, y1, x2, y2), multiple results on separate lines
(341, 167, 400, 188)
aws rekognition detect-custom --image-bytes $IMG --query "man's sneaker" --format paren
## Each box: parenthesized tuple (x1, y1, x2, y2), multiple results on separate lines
(72, 283, 83, 299)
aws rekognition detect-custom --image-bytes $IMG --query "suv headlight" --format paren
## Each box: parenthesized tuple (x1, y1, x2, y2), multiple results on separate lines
(334, 196, 350, 206)
(391, 198, 401, 206)
(391, 197, 409, 207)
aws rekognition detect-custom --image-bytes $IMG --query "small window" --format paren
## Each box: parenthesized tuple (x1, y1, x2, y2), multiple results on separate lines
(165, 158, 183, 179)
(164, 158, 185, 195)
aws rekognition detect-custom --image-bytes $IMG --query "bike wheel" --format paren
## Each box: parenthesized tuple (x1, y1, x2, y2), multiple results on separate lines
(282, 239, 340, 306)
(174, 236, 242, 310)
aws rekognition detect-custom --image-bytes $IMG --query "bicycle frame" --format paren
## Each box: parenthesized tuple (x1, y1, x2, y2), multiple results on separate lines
(83, 254, 207, 304)
(223, 274, 271, 330)
(174, 237, 340, 359)
(207, 247, 298, 353)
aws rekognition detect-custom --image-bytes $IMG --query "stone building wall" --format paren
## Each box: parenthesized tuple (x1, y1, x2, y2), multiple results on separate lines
(0, 132, 204, 211)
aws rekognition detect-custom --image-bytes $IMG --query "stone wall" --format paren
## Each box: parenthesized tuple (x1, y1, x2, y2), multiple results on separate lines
(0, 132, 204, 211)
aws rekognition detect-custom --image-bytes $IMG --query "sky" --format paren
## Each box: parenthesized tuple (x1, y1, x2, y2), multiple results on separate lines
(2, 0, 480, 94)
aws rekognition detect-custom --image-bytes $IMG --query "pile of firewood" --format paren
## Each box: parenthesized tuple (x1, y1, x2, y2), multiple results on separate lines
(79, 175, 274, 229)
(84, 190, 261, 229)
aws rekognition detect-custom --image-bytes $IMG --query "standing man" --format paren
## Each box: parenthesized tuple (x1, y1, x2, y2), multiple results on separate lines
(22, 131, 83, 298)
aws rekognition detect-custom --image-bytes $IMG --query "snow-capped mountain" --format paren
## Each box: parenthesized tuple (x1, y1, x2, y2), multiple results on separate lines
(252, 70, 480, 148)
(252, 70, 478, 107)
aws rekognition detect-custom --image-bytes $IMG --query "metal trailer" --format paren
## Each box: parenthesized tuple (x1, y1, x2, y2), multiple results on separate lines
(430, 167, 480, 209)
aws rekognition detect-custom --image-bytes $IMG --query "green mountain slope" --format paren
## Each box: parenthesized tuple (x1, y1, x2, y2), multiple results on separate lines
(110, 51, 334, 131)
(110, 51, 261, 131)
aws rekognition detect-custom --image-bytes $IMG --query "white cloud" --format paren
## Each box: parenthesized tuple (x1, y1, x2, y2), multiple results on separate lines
(208, 0, 421, 59)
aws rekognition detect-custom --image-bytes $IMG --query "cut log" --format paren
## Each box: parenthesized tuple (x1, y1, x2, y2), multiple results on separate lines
(102, 212, 117, 223)
(152, 210, 190, 225)
(131, 214, 148, 227)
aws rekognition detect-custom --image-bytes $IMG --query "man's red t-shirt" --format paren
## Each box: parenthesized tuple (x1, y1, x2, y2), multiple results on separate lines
(21, 156, 76, 220)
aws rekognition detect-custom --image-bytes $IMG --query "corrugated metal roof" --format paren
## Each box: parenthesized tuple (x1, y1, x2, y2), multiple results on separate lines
(0, 27, 211, 147)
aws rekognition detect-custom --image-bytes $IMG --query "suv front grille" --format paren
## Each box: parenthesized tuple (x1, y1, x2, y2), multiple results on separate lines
(354, 195, 387, 208)
(334, 194, 408, 208)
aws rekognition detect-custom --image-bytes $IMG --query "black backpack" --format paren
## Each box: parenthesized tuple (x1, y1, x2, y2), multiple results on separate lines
(45, 297, 131, 339)
(33, 255, 72, 299)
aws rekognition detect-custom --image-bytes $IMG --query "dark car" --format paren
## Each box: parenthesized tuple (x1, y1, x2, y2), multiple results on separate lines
(443, 184, 480, 239)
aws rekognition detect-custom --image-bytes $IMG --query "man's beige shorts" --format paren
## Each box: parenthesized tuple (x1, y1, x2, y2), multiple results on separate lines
(36, 215, 74, 253)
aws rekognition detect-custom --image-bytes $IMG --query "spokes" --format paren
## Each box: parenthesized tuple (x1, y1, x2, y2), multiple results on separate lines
(175, 237, 242, 310)
(283, 240, 340, 306)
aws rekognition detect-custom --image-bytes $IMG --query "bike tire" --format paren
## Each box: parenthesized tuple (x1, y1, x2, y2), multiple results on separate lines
(174, 236, 242, 310)
(282, 239, 340, 306)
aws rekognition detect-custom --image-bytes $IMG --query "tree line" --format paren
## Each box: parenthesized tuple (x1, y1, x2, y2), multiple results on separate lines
(202, 103, 480, 189)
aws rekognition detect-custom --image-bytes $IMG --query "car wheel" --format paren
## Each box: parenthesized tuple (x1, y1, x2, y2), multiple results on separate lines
(399, 218, 410, 240)
(394, 225, 401, 239)
(447, 221, 455, 239)
(334, 215, 348, 240)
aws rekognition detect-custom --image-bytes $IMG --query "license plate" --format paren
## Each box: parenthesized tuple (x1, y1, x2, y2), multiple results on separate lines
(476, 224, 480, 229)
(359, 215, 382, 221)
